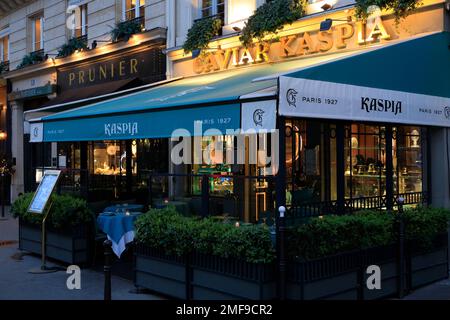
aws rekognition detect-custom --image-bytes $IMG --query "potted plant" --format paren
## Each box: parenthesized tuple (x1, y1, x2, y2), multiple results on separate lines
(133, 207, 277, 299)
(11, 193, 94, 265)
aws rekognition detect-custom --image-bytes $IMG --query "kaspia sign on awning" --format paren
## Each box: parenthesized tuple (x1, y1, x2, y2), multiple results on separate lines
(279, 77, 450, 127)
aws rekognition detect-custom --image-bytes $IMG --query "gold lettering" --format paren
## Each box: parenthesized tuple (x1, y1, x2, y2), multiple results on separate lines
(231, 48, 240, 66)
(280, 35, 297, 56)
(119, 61, 126, 76)
(111, 63, 115, 78)
(336, 23, 354, 49)
(316, 31, 333, 52)
(296, 32, 317, 55)
(217, 48, 233, 70)
(204, 54, 219, 72)
(78, 71, 85, 84)
(238, 48, 255, 65)
(365, 17, 390, 42)
(193, 58, 205, 74)
(255, 43, 270, 62)
(88, 69, 95, 82)
(69, 73, 75, 86)
(130, 58, 138, 74)
(100, 65, 107, 80)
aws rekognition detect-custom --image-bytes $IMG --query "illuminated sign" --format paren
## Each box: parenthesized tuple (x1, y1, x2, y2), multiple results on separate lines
(193, 17, 390, 74)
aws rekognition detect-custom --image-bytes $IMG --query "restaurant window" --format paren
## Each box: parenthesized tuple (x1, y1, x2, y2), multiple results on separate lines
(285, 120, 336, 206)
(69, 3, 88, 38)
(0, 35, 8, 62)
(191, 135, 234, 196)
(201, 0, 225, 20)
(393, 126, 424, 195)
(31, 14, 44, 52)
(123, 0, 145, 21)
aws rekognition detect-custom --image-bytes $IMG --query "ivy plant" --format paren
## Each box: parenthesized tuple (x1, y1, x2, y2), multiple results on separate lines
(17, 51, 45, 69)
(57, 36, 88, 58)
(240, 0, 306, 47)
(183, 16, 223, 54)
(111, 19, 143, 42)
(355, 0, 421, 21)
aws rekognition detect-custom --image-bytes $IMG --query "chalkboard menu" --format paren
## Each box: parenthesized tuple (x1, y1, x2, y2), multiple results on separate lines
(28, 170, 61, 214)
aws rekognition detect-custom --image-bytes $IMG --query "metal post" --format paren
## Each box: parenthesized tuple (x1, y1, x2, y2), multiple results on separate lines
(278, 206, 286, 300)
(103, 239, 113, 301)
(397, 197, 405, 298)
(1, 173, 4, 218)
(148, 173, 153, 209)
(201, 174, 209, 217)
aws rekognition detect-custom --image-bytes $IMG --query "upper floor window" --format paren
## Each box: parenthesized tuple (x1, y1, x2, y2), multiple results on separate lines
(123, 0, 145, 21)
(31, 15, 44, 52)
(1, 36, 8, 62)
(70, 3, 88, 38)
(201, 0, 225, 19)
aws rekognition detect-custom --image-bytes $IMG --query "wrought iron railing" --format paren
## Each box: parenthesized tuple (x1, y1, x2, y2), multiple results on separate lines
(120, 15, 145, 29)
(286, 191, 428, 223)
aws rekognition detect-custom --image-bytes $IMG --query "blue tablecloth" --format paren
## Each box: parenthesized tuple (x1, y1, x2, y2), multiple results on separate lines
(97, 204, 144, 257)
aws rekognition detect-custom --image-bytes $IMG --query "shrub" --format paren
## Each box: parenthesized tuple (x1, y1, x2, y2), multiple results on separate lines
(403, 206, 450, 250)
(287, 207, 450, 260)
(240, 0, 306, 47)
(111, 19, 143, 42)
(183, 16, 222, 53)
(135, 208, 275, 263)
(57, 37, 88, 58)
(11, 193, 93, 229)
(355, 0, 421, 21)
(287, 211, 395, 260)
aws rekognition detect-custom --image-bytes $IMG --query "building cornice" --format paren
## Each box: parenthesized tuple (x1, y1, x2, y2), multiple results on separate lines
(3, 27, 167, 81)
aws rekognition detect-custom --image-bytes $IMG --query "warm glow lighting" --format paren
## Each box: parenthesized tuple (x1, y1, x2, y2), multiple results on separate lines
(0, 131, 7, 140)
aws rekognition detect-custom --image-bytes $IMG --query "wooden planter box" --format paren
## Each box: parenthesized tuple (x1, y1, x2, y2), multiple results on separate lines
(134, 244, 276, 300)
(19, 219, 92, 266)
(191, 253, 276, 300)
(134, 244, 189, 299)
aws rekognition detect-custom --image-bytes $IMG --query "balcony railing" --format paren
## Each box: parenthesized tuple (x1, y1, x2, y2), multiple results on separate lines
(120, 15, 145, 30)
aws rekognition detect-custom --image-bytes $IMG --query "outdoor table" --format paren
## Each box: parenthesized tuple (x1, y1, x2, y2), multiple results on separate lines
(97, 204, 144, 258)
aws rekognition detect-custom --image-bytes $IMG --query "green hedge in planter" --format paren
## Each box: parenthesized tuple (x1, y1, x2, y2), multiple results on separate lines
(287, 208, 450, 260)
(11, 193, 93, 229)
(135, 206, 275, 263)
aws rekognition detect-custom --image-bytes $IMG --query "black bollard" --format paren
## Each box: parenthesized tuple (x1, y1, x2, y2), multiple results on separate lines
(397, 197, 405, 298)
(103, 239, 113, 301)
(278, 206, 287, 300)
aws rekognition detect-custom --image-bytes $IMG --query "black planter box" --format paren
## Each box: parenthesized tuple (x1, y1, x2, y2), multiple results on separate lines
(409, 233, 449, 290)
(287, 244, 399, 300)
(134, 244, 276, 300)
(191, 253, 276, 300)
(19, 219, 92, 266)
(134, 244, 189, 299)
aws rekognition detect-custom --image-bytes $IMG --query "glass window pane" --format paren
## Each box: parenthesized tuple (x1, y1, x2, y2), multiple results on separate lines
(34, 18, 41, 50)
(395, 126, 423, 194)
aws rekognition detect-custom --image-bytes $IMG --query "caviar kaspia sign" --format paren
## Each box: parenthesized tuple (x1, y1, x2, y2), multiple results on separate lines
(193, 17, 390, 74)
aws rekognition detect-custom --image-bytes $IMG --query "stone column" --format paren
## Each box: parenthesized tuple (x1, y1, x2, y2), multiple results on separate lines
(10, 100, 25, 202)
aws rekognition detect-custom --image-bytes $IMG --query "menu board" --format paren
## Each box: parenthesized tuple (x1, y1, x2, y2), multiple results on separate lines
(28, 170, 61, 214)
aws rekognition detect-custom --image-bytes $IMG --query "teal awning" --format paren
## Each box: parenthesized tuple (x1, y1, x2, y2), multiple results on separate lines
(279, 32, 450, 127)
(33, 50, 356, 142)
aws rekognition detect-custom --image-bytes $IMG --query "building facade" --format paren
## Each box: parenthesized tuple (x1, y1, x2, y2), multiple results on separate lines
(1, 0, 450, 221)
(0, 0, 167, 202)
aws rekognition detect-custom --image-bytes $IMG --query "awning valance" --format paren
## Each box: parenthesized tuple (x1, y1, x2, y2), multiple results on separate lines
(279, 32, 450, 127)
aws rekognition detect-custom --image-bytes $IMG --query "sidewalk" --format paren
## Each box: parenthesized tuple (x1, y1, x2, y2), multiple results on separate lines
(0, 208, 162, 300)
